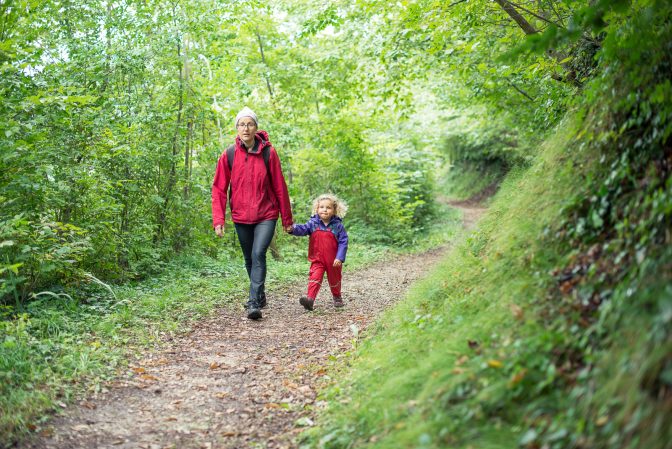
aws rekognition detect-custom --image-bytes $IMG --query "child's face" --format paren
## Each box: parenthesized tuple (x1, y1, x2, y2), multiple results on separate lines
(317, 200, 335, 222)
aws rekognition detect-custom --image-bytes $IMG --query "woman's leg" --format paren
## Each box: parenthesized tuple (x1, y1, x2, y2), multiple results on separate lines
(234, 222, 254, 281)
(237, 220, 276, 306)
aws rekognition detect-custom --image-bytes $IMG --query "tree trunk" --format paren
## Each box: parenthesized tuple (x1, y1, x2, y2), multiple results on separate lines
(256, 30, 274, 99)
(155, 37, 184, 244)
(493, 0, 538, 35)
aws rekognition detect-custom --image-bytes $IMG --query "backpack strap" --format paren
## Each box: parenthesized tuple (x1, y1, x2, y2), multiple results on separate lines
(262, 145, 270, 173)
(226, 144, 235, 171)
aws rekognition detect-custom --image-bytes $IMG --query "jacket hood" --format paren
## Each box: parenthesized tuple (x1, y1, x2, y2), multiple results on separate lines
(235, 130, 271, 154)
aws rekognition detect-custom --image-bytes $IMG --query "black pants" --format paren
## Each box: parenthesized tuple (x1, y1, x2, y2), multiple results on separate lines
(234, 220, 276, 306)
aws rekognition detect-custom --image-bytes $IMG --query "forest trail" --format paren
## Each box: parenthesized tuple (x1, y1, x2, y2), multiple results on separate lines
(22, 203, 485, 449)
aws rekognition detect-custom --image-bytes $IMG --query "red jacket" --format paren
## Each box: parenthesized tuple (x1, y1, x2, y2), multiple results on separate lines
(212, 130, 293, 228)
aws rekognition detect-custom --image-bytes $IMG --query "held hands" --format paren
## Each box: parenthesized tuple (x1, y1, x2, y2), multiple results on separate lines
(214, 224, 224, 237)
(333, 259, 342, 267)
(284, 224, 294, 234)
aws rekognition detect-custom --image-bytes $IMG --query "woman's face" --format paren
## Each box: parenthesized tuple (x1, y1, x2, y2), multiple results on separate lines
(236, 118, 257, 146)
(317, 200, 335, 222)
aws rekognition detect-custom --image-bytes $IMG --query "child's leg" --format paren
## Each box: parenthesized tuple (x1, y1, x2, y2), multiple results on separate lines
(325, 263, 343, 298)
(307, 261, 326, 300)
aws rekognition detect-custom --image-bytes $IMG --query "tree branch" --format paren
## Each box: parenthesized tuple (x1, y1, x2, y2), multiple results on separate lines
(505, 0, 565, 29)
(493, 0, 538, 35)
(506, 78, 535, 102)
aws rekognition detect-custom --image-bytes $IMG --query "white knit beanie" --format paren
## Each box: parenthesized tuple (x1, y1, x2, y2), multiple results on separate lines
(235, 107, 258, 127)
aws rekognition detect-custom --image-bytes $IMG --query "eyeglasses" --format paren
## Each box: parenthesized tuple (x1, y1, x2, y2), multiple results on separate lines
(237, 122, 257, 129)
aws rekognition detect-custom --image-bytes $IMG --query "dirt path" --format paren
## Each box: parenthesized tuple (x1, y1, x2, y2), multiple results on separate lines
(23, 205, 484, 449)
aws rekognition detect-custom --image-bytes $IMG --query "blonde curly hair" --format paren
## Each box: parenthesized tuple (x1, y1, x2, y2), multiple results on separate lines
(312, 193, 348, 218)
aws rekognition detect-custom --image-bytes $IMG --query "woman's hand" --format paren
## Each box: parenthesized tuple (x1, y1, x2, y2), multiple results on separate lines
(215, 224, 224, 237)
(285, 224, 293, 234)
(333, 259, 342, 267)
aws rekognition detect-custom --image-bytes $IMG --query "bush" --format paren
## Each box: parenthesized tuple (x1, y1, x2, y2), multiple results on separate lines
(0, 215, 91, 308)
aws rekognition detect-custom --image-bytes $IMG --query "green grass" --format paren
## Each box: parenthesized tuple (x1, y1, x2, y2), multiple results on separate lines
(299, 111, 672, 449)
(0, 208, 461, 447)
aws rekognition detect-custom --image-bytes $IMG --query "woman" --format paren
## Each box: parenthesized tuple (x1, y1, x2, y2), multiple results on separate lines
(212, 107, 293, 320)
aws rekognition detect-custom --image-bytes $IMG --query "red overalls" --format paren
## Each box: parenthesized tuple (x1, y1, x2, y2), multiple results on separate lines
(307, 228, 342, 300)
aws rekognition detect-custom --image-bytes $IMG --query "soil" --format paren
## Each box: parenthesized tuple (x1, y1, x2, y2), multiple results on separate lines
(21, 204, 485, 449)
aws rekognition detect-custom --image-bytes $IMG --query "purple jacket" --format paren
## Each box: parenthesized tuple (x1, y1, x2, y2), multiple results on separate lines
(291, 215, 349, 262)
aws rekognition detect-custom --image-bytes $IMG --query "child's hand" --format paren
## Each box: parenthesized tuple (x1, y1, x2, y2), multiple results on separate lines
(285, 224, 294, 234)
(333, 259, 342, 267)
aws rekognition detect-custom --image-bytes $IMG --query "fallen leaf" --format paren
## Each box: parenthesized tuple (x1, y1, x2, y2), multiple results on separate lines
(509, 369, 527, 386)
(140, 374, 159, 381)
(264, 402, 281, 409)
(456, 355, 469, 365)
(209, 362, 221, 370)
(510, 304, 524, 319)
(131, 367, 146, 374)
(283, 380, 299, 389)
(596, 416, 609, 427)
(560, 280, 574, 294)
(487, 359, 503, 368)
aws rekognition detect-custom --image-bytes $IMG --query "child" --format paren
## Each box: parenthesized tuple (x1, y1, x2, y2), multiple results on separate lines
(289, 194, 349, 310)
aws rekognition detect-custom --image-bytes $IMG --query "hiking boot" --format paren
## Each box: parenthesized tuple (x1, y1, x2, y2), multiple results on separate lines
(247, 307, 262, 320)
(299, 296, 314, 311)
(259, 296, 267, 309)
(333, 296, 344, 308)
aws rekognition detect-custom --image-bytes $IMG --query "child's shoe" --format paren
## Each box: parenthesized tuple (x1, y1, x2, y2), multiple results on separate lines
(299, 296, 315, 311)
(333, 296, 344, 308)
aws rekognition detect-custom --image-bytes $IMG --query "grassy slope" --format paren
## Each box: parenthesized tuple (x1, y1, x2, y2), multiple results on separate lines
(301, 103, 671, 449)
(300, 117, 582, 448)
